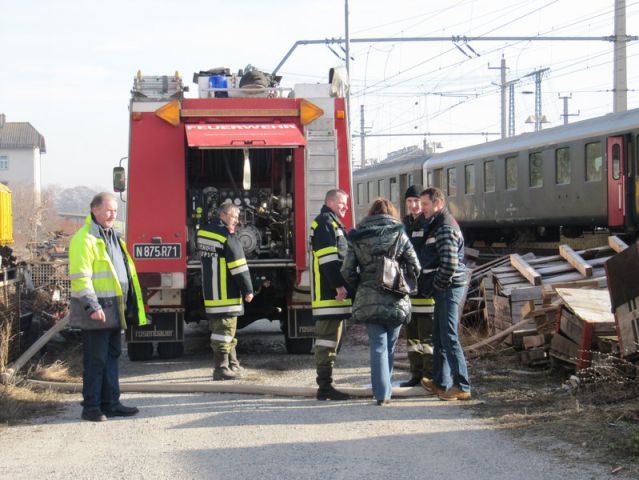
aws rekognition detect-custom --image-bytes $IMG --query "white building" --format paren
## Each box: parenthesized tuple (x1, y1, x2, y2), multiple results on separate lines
(0, 113, 46, 205)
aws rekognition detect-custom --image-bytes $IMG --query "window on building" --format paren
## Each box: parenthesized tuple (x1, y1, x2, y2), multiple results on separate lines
(464, 165, 475, 194)
(377, 179, 385, 198)
(555, 148, 571, 185)
(0, 156, 8, 171)
(505, 156, 518, 190)
(529, 152, 543, 187)
(389, 177, 398, 202)
(484, 160, 495, 192)
(447, 168, 456, 196)
(585, 142, 603, 181)
(357, 183, 364, 205)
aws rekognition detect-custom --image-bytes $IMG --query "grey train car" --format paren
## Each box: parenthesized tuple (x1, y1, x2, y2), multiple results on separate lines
(352, 153, 430, 223)
(425, 107, 639, 243)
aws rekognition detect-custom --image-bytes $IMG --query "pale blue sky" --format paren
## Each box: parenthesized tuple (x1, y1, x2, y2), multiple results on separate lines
(1, 0, 637, 188)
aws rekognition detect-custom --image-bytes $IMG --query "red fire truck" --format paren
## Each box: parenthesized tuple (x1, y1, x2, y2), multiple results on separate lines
(114, 66, 352, 360)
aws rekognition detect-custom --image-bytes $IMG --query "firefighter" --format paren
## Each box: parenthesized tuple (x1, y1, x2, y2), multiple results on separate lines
(400, 185, 436, 387)
(197, 202, 254, 381)
(310, 189, 352, 401)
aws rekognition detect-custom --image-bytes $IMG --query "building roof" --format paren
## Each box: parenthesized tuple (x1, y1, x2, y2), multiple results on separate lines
(0, 115, 46, 153)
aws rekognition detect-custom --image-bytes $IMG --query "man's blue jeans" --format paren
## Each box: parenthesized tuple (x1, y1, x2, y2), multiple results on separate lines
(81, 328, 122, 412)
(432, 287, 471, 392)
(366, 323, 402, 401)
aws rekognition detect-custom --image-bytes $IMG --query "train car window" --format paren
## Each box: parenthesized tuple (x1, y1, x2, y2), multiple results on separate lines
(484, 160, 495, 193)
(427, 171, 433, 187)
(357, 183, 364, 206)
(465, 165, 475, 194)
(612, 144, 621, 180)
(529, 152, 543, 188)
(505, 156, 518, 190)
(434, 168, 443, 188)
(367, 181, 375, 203)
(378, 179, 385, 197)
(555, 148, 571, 185)
(390, 177, 398, 202)
(408, 173, 414, 186)
(585, 142, 603, 182)
(447, 168, 457, 196)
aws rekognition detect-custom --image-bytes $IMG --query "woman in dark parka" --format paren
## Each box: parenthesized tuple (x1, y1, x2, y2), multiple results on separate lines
(341, 198, 421, 405)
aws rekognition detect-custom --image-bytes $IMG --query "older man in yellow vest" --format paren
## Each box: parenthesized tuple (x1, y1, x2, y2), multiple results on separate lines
(69, 192, 148, 422)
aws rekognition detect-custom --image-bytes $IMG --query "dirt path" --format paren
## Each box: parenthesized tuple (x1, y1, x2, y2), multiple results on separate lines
(0, 321, 629, 479)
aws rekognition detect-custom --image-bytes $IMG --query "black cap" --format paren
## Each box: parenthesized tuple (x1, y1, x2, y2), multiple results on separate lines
(404, 185, 422, 200)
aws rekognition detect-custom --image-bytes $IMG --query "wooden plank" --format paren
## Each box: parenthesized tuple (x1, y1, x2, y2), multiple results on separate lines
(509, 285, 543, 302)
(608, 235, 628, 253)
(614, 299, 639, 359)
(510, 254, 542, 285)
(523, 334, 546, 349)
(550, 333, 579, 363)
(555, 288, 615, 323)
(559, 244, 593, 278)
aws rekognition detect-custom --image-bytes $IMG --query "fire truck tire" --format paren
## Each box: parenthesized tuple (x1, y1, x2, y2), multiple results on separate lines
(157, 341, 184, 359)
(284, 335, 313, 355)
(127, 342, 154, 361)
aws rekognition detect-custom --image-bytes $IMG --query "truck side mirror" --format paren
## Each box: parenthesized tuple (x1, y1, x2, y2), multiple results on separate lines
(113, 166, 126, 192)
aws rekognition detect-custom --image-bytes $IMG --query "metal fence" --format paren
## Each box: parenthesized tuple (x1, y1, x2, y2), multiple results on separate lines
(28, 261, 70, 303)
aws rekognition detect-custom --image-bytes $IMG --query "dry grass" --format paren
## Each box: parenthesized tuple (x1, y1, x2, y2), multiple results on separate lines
(0, 379, 65, 426)
(470, 351, 639, 475)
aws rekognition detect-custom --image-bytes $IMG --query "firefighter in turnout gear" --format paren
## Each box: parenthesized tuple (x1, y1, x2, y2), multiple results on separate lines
(400, 185, 435, 387)
(197, 203, 254, 381)
(310, 189, 352, 400)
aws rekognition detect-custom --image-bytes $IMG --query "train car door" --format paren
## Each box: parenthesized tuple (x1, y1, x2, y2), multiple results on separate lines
(607, 136, 625, 227)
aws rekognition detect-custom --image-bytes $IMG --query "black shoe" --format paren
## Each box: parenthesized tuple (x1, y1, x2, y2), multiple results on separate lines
(81, 410, 107, 422)
(376, 399, 391, 406)
(103, 404, 139, 417)
(399, 377, 421, 388)
(316, 385, 351, 401)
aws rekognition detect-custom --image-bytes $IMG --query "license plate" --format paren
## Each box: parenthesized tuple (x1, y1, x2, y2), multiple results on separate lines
(133, 243, 181, 259)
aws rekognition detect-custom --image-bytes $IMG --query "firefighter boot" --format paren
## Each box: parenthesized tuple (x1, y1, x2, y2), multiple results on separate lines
(316, 366, 350, 401)
(400, 351, 423, 387)
(212, 351, 239, 381)
(422, 352, 434, 383)
(228, 346, 244, 378)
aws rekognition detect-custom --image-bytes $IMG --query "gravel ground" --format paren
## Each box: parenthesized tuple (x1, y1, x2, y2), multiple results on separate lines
(0, 320, 630, 479)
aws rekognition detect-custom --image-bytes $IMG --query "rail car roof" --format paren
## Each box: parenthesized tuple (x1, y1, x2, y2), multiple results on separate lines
(353, 152, 431, 181)
(426, 107, 639, 169)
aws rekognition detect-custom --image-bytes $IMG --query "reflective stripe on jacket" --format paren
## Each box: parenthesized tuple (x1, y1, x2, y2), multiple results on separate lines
(69, 215, 147, 330)
(310, 205, 352, 320)
(197, 218, 253, 318)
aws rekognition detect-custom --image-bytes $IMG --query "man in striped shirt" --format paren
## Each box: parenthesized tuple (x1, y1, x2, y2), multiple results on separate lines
(419, 188, 471, 401)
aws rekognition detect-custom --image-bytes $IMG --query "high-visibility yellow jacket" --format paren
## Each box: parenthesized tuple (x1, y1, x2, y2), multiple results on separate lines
(310, 205, 352, 320)
(197, 218, 253, 318)
(69, 215, 147, 330)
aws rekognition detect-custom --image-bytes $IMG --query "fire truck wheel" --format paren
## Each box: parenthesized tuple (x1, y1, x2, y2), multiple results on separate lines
(157, 341, 184, 359)
(284, 335, 313, 355)
(127, 342, 154, 361)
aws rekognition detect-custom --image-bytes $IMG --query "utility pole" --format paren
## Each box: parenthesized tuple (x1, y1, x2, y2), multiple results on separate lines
(489, 56, 508, 139)
(523, 68, 550, 132)
(613, 0, 628, 112)
(508, 82, 516, 136)
(558, 94, 580, 125)
(360, 104, 366, 167)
